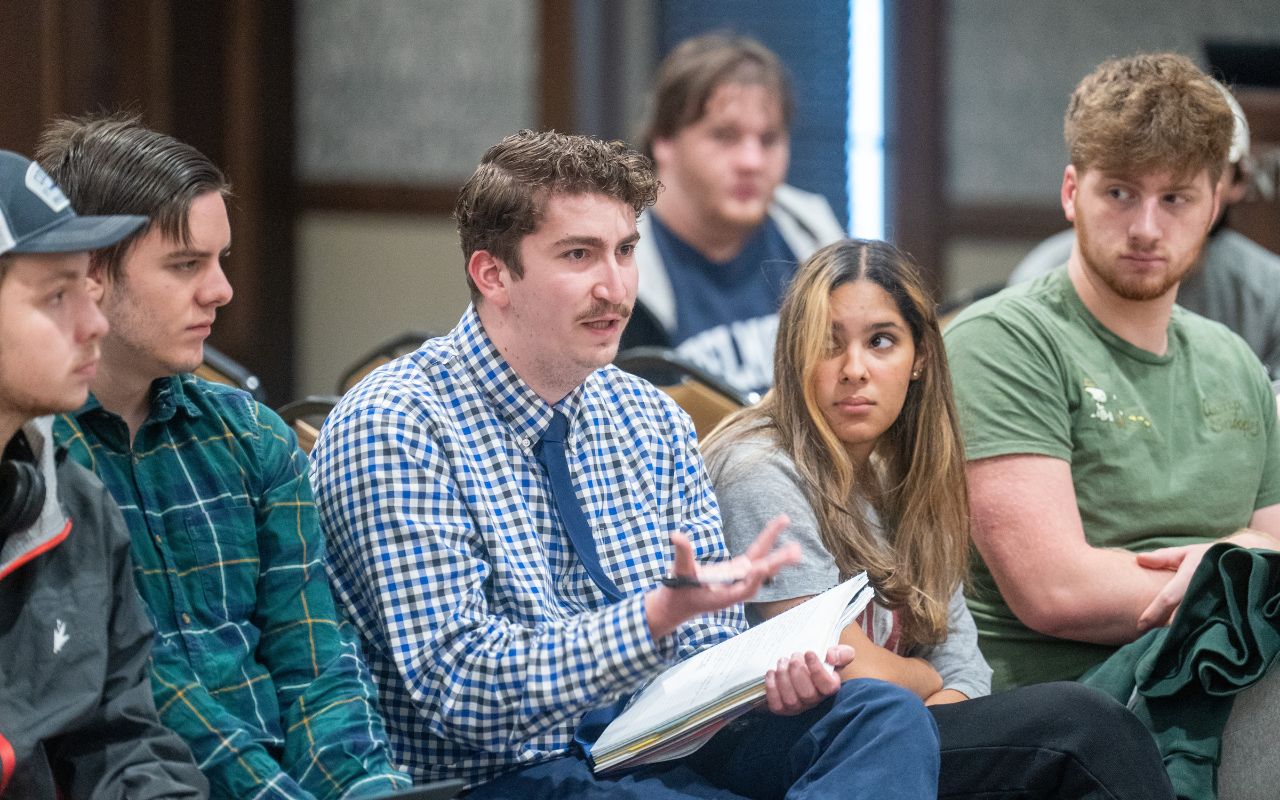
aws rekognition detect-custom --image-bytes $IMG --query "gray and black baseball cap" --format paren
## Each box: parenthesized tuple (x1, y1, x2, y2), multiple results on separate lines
(0, 150, 146, 257)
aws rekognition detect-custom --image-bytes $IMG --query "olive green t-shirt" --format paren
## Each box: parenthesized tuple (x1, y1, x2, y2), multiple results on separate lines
(944, 267, 1280, 688)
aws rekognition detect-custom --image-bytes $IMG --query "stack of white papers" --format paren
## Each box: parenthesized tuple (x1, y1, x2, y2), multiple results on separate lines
(590, 573, 874, 774)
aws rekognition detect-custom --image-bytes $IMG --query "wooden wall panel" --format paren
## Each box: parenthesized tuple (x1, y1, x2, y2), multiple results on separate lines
(887, 0, 945, 295)
(0, 1, 296, 401)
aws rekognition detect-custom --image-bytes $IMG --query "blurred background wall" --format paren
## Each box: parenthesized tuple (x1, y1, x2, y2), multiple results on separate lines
(3, 0, 1278, 402)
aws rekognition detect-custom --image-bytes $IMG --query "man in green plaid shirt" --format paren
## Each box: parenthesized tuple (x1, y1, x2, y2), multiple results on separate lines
(43, 114, 410, 800)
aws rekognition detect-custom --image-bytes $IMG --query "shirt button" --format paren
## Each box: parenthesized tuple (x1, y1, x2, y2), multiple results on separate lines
(520, 437, 530, 448)
(182, 613, 192, 625)
(153, 535, 162, 546)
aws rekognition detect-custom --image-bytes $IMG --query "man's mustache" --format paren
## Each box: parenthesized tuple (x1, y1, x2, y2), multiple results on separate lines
(575, 301, 632, 323)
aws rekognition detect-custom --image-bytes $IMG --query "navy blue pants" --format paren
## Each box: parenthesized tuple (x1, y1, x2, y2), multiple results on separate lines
(467, 678, 939, 799)
(467, 680, 1174, 799)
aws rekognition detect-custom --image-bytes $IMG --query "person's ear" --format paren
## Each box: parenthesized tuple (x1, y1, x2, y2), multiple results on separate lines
(1221, 171, 1249, 206)
(467, 250, 511, 308)
(86, 255, 108, 302)
(1061, 165, 1079, 223)
(650, 136, 675, 170)
(911, 355, 925, 381)
(1207, 180, 1224, 232)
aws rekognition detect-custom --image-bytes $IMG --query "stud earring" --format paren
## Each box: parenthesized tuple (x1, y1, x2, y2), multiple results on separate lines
(911, 369, 921, 379)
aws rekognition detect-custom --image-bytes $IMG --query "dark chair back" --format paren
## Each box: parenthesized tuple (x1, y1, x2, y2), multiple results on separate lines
(276, 395, 340, 454)
(197, 345, 266, 403)
(614, 347, 751, 440)
(338, 332, 434, 395)
(937, 283, 1005, 329)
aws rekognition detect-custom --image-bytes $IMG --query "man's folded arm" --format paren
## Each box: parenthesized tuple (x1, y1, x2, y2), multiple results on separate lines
(1133, 504, 1280, 628)
(968, 453, 1173, 643)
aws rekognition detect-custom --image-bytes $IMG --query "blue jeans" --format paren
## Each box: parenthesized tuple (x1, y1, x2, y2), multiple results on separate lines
(466, 678, 939, 799)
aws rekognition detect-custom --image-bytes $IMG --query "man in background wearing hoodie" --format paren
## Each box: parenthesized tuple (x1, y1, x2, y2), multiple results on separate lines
(621, 33, 844, 397)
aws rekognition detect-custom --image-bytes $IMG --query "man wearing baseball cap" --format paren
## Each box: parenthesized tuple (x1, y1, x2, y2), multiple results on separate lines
(0, 150, 207, 798)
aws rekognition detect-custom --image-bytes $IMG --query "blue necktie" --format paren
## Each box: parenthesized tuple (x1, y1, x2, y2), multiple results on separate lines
(537, 411, 630, 752)
(535, 410, 626, 603)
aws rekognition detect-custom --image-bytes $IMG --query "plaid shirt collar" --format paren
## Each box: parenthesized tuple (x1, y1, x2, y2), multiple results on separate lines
(75, 375, 204, 445)
(454, 306, 587, 447)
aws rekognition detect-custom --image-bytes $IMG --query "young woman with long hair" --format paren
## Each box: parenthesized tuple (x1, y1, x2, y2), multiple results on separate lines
(703, 239, 1173, 799)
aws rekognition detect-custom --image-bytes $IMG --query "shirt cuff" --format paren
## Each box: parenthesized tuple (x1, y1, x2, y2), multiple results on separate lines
(593, 593, 679, 691)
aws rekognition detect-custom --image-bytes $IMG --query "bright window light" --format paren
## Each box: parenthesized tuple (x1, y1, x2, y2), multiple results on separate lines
(847, 0, 884, 239)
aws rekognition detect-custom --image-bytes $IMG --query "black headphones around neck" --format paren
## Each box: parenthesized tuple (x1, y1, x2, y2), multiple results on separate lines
(0, 432, 46, 543)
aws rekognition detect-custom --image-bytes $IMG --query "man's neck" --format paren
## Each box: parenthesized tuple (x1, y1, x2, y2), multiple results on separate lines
(1066, 254, 1177, 355)
(651, 191, 757, 264)
(92, 351, 162, 443)
(476, 307, 579, 406)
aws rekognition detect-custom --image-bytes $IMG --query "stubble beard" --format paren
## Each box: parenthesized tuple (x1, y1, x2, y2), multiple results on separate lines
(1076, 219, 1201, 303)
(100, 290, 202, 380)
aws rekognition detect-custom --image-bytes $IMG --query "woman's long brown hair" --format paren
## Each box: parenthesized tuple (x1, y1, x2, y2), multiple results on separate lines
(705, 239, 969, 647)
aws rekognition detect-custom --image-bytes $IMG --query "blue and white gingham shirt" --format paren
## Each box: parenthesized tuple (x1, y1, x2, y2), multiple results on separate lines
(311, 307, 744, 786)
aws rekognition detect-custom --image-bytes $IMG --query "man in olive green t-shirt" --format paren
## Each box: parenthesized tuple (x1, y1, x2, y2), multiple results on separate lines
(945, 53, 1280, 795)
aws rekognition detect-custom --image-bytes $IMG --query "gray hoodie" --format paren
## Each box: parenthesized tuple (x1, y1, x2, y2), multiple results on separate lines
(0, 417, 207, 799)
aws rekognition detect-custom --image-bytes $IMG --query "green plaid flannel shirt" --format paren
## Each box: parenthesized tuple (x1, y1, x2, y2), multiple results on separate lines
(55, 375, 410, 800)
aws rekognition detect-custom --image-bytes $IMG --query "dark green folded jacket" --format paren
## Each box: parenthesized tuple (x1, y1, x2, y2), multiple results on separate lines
(1082, 544, 1280, 800)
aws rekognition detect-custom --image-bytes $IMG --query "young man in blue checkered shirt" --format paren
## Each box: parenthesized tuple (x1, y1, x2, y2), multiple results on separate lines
(42, 114, 411, 800)
(310, 129, 942, 797)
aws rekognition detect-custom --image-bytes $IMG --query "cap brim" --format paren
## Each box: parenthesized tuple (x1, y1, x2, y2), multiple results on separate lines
(11, 213, 147, 254)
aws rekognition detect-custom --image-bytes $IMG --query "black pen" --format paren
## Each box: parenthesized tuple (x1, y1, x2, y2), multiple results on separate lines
(660, 575, 744, 589)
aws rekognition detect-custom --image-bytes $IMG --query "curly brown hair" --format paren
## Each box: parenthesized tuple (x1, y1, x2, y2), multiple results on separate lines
(1065, 53, 1233, 183)
(454, 129, 658, 301)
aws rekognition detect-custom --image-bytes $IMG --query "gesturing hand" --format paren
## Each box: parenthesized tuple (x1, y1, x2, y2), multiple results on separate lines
(645, 515, 800, 640)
